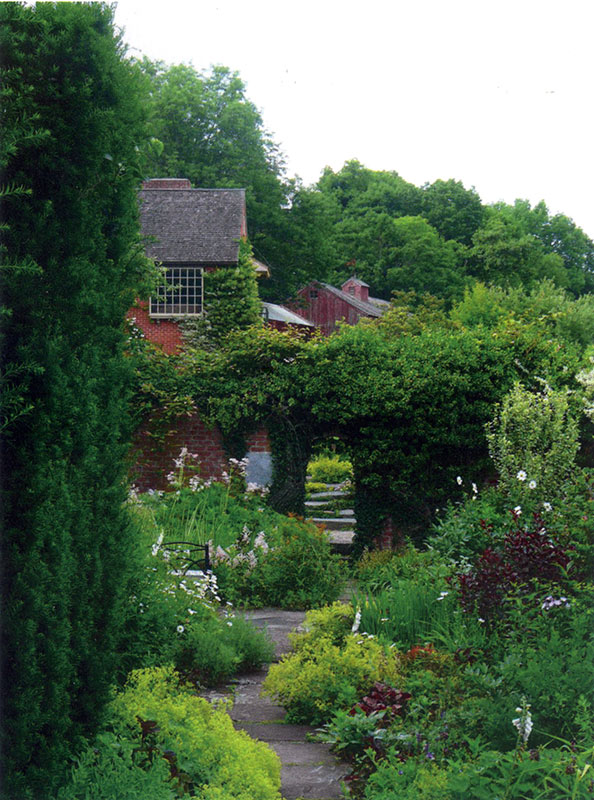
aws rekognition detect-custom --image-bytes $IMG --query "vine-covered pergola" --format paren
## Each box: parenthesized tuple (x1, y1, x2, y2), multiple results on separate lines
(133, 315, 575, 552)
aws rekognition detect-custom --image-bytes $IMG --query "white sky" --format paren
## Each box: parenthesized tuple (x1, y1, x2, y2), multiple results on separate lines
(113, 0, 594, 238)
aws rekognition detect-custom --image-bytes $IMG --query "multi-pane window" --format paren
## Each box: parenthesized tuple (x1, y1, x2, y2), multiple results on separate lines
(150, 266, 203, 317)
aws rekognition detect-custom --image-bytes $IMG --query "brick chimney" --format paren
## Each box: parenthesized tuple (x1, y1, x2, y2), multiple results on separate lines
(342, 277, 369, 303)
(142, 178, 192, 189)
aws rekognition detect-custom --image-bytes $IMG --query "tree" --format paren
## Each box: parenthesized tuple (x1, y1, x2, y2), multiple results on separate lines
(469, 210, 566, 289)
(420, 178, 485, 245)
(141, 60, 289, 279)
(474, 201, 594, 294)
(0, 4, 149, 795)
(384, 216, 468, 302)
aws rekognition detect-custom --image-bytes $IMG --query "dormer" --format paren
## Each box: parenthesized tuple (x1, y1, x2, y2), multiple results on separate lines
(341, 277, 369, 303)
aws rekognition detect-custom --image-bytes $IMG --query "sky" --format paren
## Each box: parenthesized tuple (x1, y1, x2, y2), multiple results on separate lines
(113, 0, 594, 238)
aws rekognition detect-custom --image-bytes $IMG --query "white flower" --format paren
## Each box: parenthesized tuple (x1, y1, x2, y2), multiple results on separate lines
(437, 591, 449, 601)
(514, 506, 522, 516)
(528, 480, 537, 490)
(351, 607, 362, 634)
(517, 470, 527, 482)
(472, 483, 478, 494)
(456, 476, 463, 485)
(543, 502, 552, 512)
(512, 707, 533, 743)
(151, 531, 164, 557)
(176, 625, 185, 634)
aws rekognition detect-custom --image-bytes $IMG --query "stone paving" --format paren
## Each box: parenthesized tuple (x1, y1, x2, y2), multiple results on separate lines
(202, 608, 348, 800)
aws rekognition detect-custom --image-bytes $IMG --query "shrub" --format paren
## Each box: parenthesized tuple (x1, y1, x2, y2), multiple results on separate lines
(119, 537, 272, 684)
(447, 743, 594, 800)
(56, 732, 176, 800)
(485, 383, 580, 504)
(262, 634, 401, 725)
(493, 595, 594, 745)
(452, 515, 573, 623)
(308, 454, 353, 484)
(1, 4, 150, 794)
(429, 486, 512, 561)
(292, 602, 355, 649)
(175, 613, 274, 686)
(109, 666, 281, 800)
(214, 517, 345, 609)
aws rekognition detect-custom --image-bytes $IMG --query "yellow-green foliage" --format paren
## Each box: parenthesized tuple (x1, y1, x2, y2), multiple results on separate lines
(355, 549, 396, 581)
(110, 667, 281, 800)
(289, 602, 354, 650)
(262, 634, 400, 725)
(308, 455, 353, 484)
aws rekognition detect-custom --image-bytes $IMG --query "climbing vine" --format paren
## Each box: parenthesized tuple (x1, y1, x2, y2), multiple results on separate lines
(132, 313, 582, 547)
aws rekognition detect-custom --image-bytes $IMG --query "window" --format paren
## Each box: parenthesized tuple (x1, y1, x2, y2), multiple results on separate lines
(150, 266, 203, 317)
(309, 289, 318, 299)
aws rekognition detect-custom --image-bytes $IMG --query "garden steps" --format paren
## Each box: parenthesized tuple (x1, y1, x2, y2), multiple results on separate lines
(306, 482, 356, 557)
(201, 608, 347, 800)
(310, 517, 353, 530)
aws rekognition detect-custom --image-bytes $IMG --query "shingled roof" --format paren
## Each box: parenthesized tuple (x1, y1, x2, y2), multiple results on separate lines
(320, 282, 386, 317)
(139, 180, 247, 265)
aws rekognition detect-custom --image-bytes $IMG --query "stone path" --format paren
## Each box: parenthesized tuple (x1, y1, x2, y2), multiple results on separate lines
(202, 607, 348, 800)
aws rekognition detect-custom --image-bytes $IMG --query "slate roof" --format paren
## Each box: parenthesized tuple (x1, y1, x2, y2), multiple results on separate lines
(320, 283, 386, 317)
(139, 187, 246, 265)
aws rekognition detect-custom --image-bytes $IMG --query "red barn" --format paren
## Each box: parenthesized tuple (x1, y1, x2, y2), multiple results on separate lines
(294, 277, 389, 336)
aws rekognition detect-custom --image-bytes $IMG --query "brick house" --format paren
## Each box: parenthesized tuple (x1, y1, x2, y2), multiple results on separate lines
(293, 277, 389, 336)
(129, 178, 276, 490)
(128, 177, 249, 354)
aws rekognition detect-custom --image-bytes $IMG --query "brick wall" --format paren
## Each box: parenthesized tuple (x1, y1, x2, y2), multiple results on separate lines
(127, 302, 183, 355)
(131, 411, 272, 492)
(374, 516, 406, 550)
(245, 427, 271, 453)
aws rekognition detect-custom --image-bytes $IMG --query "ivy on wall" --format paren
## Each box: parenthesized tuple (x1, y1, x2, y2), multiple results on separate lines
(133, 305, 584, 550)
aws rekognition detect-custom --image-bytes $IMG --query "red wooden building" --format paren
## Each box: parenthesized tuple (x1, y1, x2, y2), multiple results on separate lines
(293, 277, 389, 336)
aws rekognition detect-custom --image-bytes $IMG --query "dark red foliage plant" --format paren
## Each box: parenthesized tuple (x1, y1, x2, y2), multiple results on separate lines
(349, 682, 411, 720)
(451, 513, 573, 622)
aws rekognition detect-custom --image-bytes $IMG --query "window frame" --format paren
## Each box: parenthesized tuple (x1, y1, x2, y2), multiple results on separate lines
(149, 265, 204, 318)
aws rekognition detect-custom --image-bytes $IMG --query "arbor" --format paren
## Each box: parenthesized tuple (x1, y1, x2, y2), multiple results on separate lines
(1, 4, 148, 795)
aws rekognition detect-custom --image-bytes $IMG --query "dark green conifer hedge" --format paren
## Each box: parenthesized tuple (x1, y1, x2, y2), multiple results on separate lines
(0, 4, 148, 796)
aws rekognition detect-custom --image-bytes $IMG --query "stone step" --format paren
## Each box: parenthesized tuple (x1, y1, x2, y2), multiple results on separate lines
(305, 502, 355, 516)
(307, 490, 349, 499)
(329, 529, 354, 556)
(310, 517, 355, 530)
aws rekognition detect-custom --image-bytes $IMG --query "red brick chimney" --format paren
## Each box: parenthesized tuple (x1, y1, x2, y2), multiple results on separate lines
(142, 178, 192, 189)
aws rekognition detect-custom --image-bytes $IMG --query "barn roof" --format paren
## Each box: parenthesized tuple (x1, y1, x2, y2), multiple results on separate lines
(320, 283, 385, 317)
(139, 184, 246, 265)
